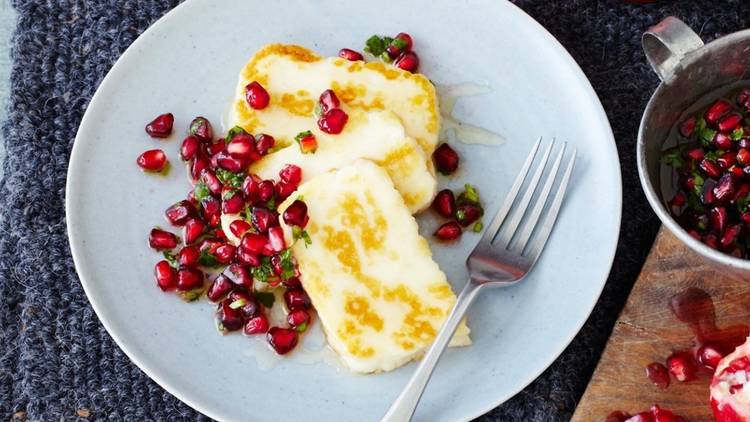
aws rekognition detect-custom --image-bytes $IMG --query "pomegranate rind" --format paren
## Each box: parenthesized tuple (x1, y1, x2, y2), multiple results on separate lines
(711, 336, 750, 422)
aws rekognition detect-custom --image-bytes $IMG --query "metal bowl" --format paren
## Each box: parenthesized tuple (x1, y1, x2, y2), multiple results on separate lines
(638, 16, 750, 270)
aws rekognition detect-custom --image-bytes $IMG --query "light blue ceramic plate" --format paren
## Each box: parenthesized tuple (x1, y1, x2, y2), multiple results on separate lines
(66, 0, 621, 420)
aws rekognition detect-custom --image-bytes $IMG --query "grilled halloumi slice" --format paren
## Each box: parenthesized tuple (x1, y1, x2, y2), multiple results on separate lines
(249, 109, 436, 213)
(228, 43, 440, 158)
(277, 160, 470, 374)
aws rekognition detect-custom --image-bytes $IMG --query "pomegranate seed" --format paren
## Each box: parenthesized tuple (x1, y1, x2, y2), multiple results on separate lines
(222, 192, 245, 214)
(283, 200, 308, 227)
(737, 89, 750, 106)
(244, 314, 269, 335)
(179, 136, 200, 161)
(434, 221, 462, 241)
(199, 237, 222, 254)
(217, 298, 244, 332)
(704, 233, 719, 249)
(137, 149, 168, 172)
(318, 108, 349, 134)
(214, 244, 237, 264)
(433, 143, 459, 174)
(456, 204, 483, 226)
(718, 151, 737, 169)
(145, 113, 174, 138)
(279, 164, 302, 185)
(271, 254, 285, 276)
(206, 274, 234, 302)
(200, 197, 221, 227)
(228, 291, 260, 318)
(226, 264, 253, 288)
(721, 224, 742, 249)
(738, 148, 750, 165)
(714, 132, 733, 149)
(395, 32, 413, 51)
(236, 248, 261, 267)
(732, 166, 746, 177)
(242, 174, 263, 203)
(283, 276, 301, 288)
(179, 245, 200, 267)
(149, 228, 178, 250)
(605, 411, 632, 422)
(687, 229, 701, 240)
(241, 233, 269, 254)
(227, 133, 261, 162)
(700, 159, 722, 178)
(201, 170, 223, 195)
(188, 116, 213, 142)
(394, 51, 419, 72)
(319, 89, 341, 114)
(742, 212, 750, 223)
(251, 207, 278, 234)
(267, 227, 286, 252)
(177, 267, 203, 291)
(669, 192, 686, 208)
(710, 207, 728, 232)
(295, 132, 318, 154)
(718, 112, 743, 132)
(183, 218, 205, 245)
(431, 189, 456, 218)
(651, 405, 679, 422)
(741, 138, 750, 149)
(686, 148, 704, 161)
(216, 152, 246, 172)
(284, 288, 311, 310)
(646, 362, 670, 389)
(165, 200, 197, 226)
(245, 81, 270, 110)
(154, 260, 177, 291)
(697, 344, 724, 370)
(338, 48, 363, 61)
(190, 154, 210, 182)
(705, 99, 732, 124)
(258, 180, 275, 202)
(229, 219, 252, 238)
(713, 173, 736, 202)
(287, 309, 310, 330)
(667, 351, 698, 382)
(275, 181, 297, 202)
(702, 184, 716, 205)
(679, 117, 696, 137)
(255, 134, 275, 155)
(267, 327, 298, 354)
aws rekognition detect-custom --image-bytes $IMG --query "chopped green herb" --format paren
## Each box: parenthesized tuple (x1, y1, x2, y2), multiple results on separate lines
(255, 291, 275, 308)
(737, 193, 750, 211)
(296, 321, 308, 332)
(198, 251, 220, 268)
(472, 222, 484, 233)
(704, 151, 721, 162)
(279, 248, 297, 280)
(292, 225, 312, 247)
(180, 287, 205, 302)
(163, 251, 179, 269)
(390, 37, 408, 51)
(378, 51, 393, 63)
(695, 117, 707, 133)
(296, 195, 305, 201)
(461, 184, 480, 204)
(699, 127, 717, 146)
(295, 130, 313, 143)
(692, 173, 705, 197)
(364, 35, 387, 56)
(225, 126, 246, 143)
(222, 189, 238, 200)
(661, 149, 685, 169)
(251, 257, 273, 283)
(313, 103, 322, 119)
(731, 127, 745, 141)
(686, 191, 706, 213)
(216, 168, 244, 189)
(193, 182, 211, 203)
(697, 219, 707, 231)
(229, 299, 247, 309)
(265, 197, 277, 211)
(456, 209, 466, 221)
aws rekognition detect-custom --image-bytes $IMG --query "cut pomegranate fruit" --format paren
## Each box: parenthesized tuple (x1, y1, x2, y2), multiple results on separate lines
(434, 221, 462, 241)
(267, 227, 286, 252)
(178, 245, 200, 267)
(149, 228, 178, 250)
(216, 298, 244, 332)
(719, 112, 743, 133)
(318, 108, 349, 134)
(338, 48, 363, 61)
(287, 309, 310, 331)
(227, 132, 260, 162)
(432, 189, 456, 218)
(646, 362, 670, 389)
(183, 218, 205, 245)
(456, 204, 483, 227)
(206, 274, 234, 302)
(188, 116, 213, 142)
(244, 314, 270, 335)
(267, 327, 298, 355)
(154, 260, 177, 291)
(255, 134, 275, 155)
(177, 267, 203, 291)
(229, 219, 252, 238)
(711, 336, 750, 422)
(667, 351, 698, 382)
(394, 51, 419, 73)
(245, 81, 270, 110)
(240, 233, 269, 255)
(145, 113, 174, 138)
(165, 200, 197, 226)
(283, 200, 308, 227)
(214, 244, 237, 264)
(319, 89, 341, 114)
(222, 192, 244, 214)
(180, 136, 201, 161)
(295, 131, 318, 154)
(251, 206, 278, 234)
(137, 149, 168, 172)
(279, 164, 302, 185)
(284, 288, 311, 310)
(706, 99, 733, 124)
(433, 143, 459, 174)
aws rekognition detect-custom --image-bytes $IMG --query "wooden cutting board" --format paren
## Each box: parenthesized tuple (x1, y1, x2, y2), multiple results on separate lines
(572, 227, 750, 422)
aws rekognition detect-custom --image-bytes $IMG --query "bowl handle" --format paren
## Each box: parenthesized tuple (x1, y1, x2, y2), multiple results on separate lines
(642, 16, 704, 83)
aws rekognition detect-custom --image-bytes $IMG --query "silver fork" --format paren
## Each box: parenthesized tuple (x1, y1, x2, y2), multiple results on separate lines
(382, 137, 576, 422)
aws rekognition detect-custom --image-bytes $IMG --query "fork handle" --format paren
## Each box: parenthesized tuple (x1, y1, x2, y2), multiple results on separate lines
(381, 280, 483, 422)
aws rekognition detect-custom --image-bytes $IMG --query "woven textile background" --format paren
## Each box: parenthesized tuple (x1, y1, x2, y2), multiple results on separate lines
(1, 1, 748, 420)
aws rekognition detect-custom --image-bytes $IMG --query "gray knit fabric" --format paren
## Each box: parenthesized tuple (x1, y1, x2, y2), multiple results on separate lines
(1, 1, 747, 420)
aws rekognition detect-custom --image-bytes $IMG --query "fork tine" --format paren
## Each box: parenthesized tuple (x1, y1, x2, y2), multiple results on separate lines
(494, 139, 555, 248)
(480, 136, 542, 245)
(512, 142, 567, 252)
(524, 148, 576, 260)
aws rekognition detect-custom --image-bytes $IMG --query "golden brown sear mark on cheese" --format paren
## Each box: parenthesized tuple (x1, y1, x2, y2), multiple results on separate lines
(384, 284, 443, 351)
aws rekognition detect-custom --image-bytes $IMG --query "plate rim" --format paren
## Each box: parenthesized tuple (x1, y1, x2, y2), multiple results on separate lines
(65, 1, 623, 420)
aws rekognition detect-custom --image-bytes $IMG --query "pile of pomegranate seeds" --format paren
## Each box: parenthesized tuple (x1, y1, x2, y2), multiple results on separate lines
(432, 184, 484, 241)
(663, 88, 750, 258)
(315, 89, 348, 134)
(142, 114, 315, 355)
(363, 31, 419, 73)
(605, 405, 686, 422)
